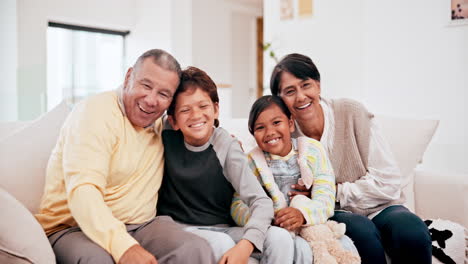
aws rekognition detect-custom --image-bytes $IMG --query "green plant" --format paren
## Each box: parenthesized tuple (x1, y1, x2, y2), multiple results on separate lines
(263, 42, 278, 63)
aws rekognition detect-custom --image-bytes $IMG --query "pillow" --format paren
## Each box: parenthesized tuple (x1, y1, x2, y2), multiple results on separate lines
(0, 101, 71, 213)
(374, 115, 439, 212)
(424, 218, 467, 264)
(0, 188, 55, 264)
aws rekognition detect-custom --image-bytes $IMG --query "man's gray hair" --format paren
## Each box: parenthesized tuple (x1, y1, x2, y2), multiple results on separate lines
(133, 49, 181, 78)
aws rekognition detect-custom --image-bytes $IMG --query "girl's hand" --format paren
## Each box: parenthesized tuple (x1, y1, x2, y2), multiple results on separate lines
(274, 207, 305, 231)
(218, 239, 254, 264)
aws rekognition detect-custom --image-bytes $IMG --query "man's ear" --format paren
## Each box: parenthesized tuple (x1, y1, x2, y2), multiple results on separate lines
(168, 115, 179, 130)
(123, 67, 133, 89)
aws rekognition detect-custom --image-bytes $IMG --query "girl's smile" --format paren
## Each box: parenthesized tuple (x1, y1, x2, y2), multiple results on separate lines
(253, 104, 294, 157)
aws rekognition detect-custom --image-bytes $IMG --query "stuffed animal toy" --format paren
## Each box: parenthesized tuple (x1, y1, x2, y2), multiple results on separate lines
(300, 220, 361, 264)
(424, 219, 467, 264)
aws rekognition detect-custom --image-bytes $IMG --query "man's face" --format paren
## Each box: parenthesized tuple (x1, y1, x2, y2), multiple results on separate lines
(122, 58, 179, 128)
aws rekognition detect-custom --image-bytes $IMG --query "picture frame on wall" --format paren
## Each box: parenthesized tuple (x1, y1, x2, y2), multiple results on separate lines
(450, 0, 468, 25)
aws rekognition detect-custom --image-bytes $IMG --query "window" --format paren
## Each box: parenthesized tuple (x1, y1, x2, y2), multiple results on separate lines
(47, 22, 129, 111)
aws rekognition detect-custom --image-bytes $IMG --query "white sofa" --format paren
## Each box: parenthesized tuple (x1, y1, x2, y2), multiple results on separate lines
(1, 102, 467, 263)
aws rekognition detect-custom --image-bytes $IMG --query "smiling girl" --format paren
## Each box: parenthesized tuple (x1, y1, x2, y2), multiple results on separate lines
(156, 67, 293, 264)
(231, 95, 358, 263)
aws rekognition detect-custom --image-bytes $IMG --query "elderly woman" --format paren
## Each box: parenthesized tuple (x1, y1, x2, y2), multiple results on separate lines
(270, 53, 432, 264)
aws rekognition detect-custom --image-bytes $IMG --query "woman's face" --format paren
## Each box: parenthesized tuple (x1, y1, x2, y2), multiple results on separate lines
(169, 87, 219, 146)
(278, 71, 321, 121)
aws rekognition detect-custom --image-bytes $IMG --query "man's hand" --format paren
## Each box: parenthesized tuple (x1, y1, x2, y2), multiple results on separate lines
(118, 244, 157, 264)
(288, 184, 311, 199)
(274, 207, 305, 232)
(218, 239, 254, 264)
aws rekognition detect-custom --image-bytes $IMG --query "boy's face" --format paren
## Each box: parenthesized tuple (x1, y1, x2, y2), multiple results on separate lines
(169, 87, 219, 146)
(252, 104, 294, 157)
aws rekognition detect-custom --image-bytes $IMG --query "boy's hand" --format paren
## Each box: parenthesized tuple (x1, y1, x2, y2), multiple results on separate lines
(274, 207, 304, 231)
(218, 239, 254, 264)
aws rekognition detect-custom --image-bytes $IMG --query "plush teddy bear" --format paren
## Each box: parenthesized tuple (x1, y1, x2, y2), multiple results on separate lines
(299, 220, 361, 264)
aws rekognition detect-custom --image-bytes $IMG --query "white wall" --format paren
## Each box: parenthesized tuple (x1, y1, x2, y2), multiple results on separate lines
(264, 0, 468, 173)
(263, 0, 365, 100)
(126, 0, 173, 67)
(191, 0, 262, 119)
(363, 0, 468, 174)
(15, 0, 173, 120)
(171, 0, 193, 67)
(0, 0, 18, 121)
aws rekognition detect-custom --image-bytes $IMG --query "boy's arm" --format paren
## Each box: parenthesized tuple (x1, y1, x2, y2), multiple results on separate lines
(230, 155, 265, 226)
(225, 142, 273, 252)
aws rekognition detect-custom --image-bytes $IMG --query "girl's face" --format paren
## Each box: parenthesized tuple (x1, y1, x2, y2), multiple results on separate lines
(169, 87, 219, 146)
(278, 71, 321, 122)
(252, 104, 294, 157)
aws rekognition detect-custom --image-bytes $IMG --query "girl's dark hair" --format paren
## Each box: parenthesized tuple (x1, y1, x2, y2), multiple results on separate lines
(167, 66, 220, 127)
(248, 95, 291, 135)
(270, 53, 320, 96)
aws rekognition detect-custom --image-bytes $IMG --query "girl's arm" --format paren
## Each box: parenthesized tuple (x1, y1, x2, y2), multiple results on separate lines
(290, 139, 336, 225)
(231, 193, 250, 226)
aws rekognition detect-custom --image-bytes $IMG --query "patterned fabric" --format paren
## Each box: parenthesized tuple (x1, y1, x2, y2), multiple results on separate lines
(231, 137, 336, 226)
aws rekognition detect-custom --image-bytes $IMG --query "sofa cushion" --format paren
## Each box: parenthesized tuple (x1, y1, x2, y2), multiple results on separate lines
(0, 121, 31, 141)
(0, 101, 71, 213)
(374, 116, 439, 212)
(0, 188, 55, 264)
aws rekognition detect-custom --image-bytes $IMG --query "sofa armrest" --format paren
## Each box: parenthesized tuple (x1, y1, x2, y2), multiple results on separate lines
(414, 169, 468, 228)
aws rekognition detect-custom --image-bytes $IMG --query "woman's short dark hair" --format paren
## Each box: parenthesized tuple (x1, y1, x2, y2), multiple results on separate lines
(167, 66, 220, 127)
(248, 95, 291, 135)
(270, 53, 320, 96)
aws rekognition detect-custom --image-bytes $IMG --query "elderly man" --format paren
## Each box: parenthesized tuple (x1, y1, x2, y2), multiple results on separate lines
(35, 49, 215, 264)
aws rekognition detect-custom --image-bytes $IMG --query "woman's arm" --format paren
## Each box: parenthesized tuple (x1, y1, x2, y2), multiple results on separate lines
(337, 120, 402, 209)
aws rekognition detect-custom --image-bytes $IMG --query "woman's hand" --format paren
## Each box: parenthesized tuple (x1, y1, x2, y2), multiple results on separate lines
(274, 207, 305, 232)
(288, 184, 311, 199)
(218, 239, 254, 264)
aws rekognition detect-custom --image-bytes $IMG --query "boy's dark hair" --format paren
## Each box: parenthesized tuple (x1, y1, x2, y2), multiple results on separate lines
(167, 66, 220, 127)
(270, 53, 320, 96)
(248, 95, 291, 135)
